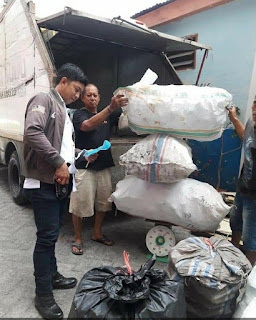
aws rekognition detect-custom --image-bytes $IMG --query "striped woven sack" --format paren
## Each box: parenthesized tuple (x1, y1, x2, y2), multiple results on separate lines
(119, 134, 197, 183)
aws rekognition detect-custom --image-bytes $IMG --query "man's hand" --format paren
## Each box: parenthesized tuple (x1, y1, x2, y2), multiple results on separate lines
(85, 151, 98, 163)
(55, 162, 70, 185)
(227, 105, 244, 140)
(85, 153, 98, 163)
(109, 94, 128, 112)
(228, 106, 238, 124)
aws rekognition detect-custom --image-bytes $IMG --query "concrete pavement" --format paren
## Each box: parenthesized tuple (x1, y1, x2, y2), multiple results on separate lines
(0, 164, 178, 318)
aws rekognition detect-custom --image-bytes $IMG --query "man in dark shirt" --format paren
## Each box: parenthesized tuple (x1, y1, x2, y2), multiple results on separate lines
(229, 96, 256, 266)
(69, 84, 128, 254)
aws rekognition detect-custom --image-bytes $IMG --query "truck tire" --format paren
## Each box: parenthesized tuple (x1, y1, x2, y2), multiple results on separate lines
(8, 151, 28, 205)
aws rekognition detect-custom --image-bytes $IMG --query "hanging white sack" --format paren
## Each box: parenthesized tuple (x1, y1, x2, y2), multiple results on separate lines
(119, 134, 197, 183)
(114, 84, 232, 141)
(110, 176, 230, 232)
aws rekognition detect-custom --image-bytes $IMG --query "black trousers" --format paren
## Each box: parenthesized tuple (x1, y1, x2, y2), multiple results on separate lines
(24, 182, 70, 295)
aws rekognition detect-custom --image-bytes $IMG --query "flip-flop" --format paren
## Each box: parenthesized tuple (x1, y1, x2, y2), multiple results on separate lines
(91, 235, 114, 246)
(71, 242, 83, 255)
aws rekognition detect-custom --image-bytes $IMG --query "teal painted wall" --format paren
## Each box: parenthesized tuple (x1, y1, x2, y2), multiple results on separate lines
(157, 0, 256, 122)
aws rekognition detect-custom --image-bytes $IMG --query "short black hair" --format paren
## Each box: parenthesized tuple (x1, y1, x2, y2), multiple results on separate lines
(56, 63, 88, 85)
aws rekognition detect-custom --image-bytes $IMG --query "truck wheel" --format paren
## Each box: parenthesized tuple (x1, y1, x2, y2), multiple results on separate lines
(8, 151, 27, 205)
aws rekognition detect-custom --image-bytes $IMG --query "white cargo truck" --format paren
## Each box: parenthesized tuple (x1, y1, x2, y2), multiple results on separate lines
(0, 0, 211, 204)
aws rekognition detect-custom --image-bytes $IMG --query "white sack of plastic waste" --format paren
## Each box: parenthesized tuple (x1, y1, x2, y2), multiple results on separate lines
(115, 83, 232, 141)
(110, 176, 230, 232)
(119, 134, 197, 183)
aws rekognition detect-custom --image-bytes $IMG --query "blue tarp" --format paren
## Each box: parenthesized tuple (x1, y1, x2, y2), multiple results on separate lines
(188, 128, 241, 191)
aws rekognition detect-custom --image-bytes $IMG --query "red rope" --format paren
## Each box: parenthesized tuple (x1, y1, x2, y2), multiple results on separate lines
(123, 251, 133, 275)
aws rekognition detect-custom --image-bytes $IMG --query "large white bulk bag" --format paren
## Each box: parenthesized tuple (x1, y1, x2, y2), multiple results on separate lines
(110, 176, 230, 232)
(115, 84, 232, 141)
(119, 134, 197, 183)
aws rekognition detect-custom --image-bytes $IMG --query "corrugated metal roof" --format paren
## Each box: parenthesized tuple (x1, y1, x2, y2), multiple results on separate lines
(132, 0, 177, 19)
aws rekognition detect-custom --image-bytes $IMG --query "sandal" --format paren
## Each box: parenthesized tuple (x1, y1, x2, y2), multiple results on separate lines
(91, 235, 114, 246)
(71, 242, 83, 255)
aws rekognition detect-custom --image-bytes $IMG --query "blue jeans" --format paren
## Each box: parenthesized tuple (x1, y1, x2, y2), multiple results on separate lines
(24, 182, 69, 296)
(230, 189, 256, 251)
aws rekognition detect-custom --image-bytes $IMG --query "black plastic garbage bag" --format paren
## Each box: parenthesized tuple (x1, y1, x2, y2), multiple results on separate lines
(68, 253, 186, 319)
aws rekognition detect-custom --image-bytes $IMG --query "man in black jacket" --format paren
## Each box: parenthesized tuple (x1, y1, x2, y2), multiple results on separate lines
(24, 63, 88, 319)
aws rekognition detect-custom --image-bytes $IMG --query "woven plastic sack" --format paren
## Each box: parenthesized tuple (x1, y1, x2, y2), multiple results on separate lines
(115, 84, 232, 141)
(119, 134, 197, 183)
(168, 236, 252, 318)
(233, 265, 256, 318)
(110, 176, 230, 232)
